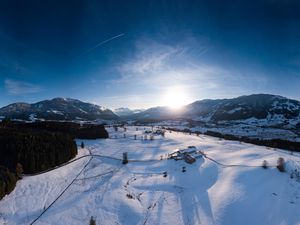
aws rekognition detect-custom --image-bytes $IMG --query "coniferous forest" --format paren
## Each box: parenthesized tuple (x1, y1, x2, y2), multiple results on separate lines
(0, 120, 109, 199)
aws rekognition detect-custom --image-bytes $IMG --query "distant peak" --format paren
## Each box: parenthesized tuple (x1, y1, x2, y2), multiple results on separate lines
(51, 97, 77, 102)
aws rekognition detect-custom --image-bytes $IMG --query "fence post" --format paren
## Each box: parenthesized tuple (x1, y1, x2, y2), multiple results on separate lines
(123, 152, 128, 164)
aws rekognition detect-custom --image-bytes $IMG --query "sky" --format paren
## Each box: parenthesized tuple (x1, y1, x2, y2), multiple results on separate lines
(0, 0, 300, 109)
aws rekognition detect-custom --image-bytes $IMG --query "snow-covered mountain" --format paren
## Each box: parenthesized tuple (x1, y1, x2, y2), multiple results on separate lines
(113, 107, 144, 117)
(1, 94, 300, 126)
(0, 98, 119, 121)
(185, 94, 300, 123)
(128, 94, 300, 127)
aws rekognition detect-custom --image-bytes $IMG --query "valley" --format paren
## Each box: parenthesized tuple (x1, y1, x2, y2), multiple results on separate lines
(1, 126, 299, 225)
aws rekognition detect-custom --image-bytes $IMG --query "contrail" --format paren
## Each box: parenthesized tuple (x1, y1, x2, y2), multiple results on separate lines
(82, 33, 125, 55)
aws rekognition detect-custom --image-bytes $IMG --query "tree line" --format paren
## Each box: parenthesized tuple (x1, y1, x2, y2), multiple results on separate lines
(0, 120, 109, 200)
(2, 120, 109, 139)
(164, 127, 300, 152)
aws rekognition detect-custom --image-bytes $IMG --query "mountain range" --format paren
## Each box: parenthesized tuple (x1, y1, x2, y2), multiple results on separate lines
(125, 94, 300, 128)
(0, 98, 118, 121)
(131, 94, 299, 118)
(113, 107, 144, 117)
(0, 94, 300, 127)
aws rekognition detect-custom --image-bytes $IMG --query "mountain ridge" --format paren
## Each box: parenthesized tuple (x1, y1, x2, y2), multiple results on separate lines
(0, 97, 119, 121)
(1, 94, 300, 126)
(113, 107, 145, 117)
(126, 94, 300, 127)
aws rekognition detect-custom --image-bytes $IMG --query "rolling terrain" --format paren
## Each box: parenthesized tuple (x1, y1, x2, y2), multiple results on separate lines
(1, 126, 300, 225)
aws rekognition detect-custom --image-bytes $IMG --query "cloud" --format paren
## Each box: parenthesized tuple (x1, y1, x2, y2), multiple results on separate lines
(120, 41, 183, 74)
(115, 40, 188, 86)
(115, 38, 226, 90)
(121, 45, 182, 74)
(106, 37, 270, 108)
(5, 79, 41, 95)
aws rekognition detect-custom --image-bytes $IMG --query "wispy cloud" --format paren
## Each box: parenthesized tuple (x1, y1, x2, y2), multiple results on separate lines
(115, 40, 188, 86)
(120, 41, 184, 75)
(110, 37, 269, 105)
(115, 38, 224, 88)
(5, 79, 41, 95)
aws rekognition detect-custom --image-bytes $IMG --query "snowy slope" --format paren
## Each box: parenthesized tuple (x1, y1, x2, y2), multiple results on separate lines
(0, 127, 300, 225)
(128, 94, 300, 129)
(114, 108, 144, 117)
(0, 98, 119, 121)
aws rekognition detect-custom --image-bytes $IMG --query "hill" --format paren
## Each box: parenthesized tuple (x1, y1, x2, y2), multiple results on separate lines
(128, 94, 300, 128)
(0, 98, 119, 121)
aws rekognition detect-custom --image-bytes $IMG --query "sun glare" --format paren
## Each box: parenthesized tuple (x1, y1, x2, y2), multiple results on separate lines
(162, 86, 190, 109)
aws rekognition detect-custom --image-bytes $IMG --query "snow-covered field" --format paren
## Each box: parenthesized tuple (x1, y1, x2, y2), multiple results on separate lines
(1, 126, 300, 225)
(152, 120, 300, 141)
(190, 125, 300, 142)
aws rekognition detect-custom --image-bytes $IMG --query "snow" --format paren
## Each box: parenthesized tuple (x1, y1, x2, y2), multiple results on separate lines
(77, 108, 88, 114)
(153, 117, 300, 141)
(1, 126, 300, 225)
(52, 110, 64, 115)
(114, 108, 145, 116)
(46, 110, 64, 115)
(272, 100, 300, 111)
(37, 104, 43, 109)
(29, 114, 37, 122)
(227, 107, 242, 114)
(98, 105, 107, 111)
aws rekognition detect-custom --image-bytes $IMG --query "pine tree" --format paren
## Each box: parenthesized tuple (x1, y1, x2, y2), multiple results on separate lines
(262, 160, 268, 169)
(15, 163, 24, 179)
(277, 157, 285, 172)
(89, 216, 96, 225)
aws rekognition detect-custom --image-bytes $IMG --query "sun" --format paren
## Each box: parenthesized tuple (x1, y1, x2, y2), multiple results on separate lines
(162, 86, 190, 109)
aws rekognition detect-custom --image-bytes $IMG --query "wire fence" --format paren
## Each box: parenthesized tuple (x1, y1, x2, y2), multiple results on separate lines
(29, 154, 93, 225)
(26, 127, 285, 224)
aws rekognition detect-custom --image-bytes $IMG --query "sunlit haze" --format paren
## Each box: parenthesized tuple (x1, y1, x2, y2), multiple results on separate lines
(0, 1, 300, 109)
(1, 2, 300, 225)
(162, 86, 192, 109)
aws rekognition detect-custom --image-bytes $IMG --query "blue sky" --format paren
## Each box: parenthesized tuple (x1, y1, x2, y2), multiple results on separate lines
(0, 0, 300, 109)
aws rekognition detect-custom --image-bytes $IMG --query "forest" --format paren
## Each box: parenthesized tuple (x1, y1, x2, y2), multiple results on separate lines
(0, 120, 109, 199)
